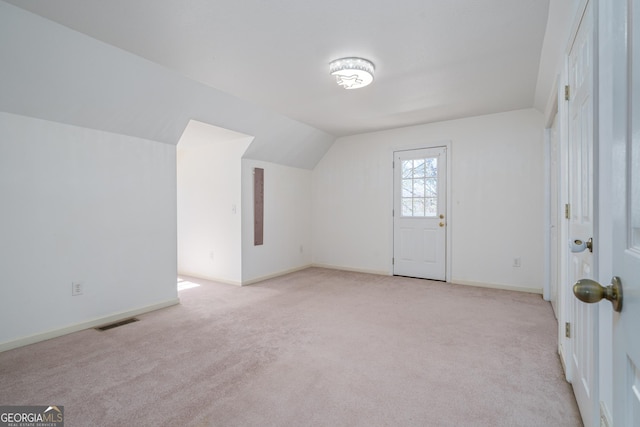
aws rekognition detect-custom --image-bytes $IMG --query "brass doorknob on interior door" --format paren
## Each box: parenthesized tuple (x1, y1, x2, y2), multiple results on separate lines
(439, 222, 445, 227)
(573, 276, 623, 312)
(439, 214, 444, 219)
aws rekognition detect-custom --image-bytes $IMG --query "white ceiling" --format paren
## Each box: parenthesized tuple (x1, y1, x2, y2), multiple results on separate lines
(5, 0, 551, 137)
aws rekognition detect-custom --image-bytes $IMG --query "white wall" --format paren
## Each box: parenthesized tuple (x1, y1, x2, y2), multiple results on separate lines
(177, 121, 252, 284)
(313, 109, 545, 292)
(241, 160, 312, 283)
(0, 112, 178, 348)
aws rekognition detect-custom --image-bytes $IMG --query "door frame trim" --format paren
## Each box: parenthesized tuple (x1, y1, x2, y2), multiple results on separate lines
(543, 84, 559, 303)
(389, 140, 452, 281)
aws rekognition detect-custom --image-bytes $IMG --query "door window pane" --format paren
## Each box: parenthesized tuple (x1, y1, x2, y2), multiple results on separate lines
(425, 158, 437, 177)
(413, 198, 425, 216)
(425, 178, 437, 197)
(402, 161, 413, 178)
(425, 198, 437, 216)
(402, 179, 413, 197)
(413, 159, 425, 177)
(400, 157, 438, 217)
(401, 199, 413, 216)
(413, 179, 425, 197)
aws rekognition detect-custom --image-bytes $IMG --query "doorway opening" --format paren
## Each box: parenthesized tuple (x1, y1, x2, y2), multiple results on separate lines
(176, 120, 253, 285)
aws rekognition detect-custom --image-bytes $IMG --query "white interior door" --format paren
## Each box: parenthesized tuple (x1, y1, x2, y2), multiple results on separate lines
(393, 147, 446, 280)
(611, 0, 640, 423)
(567, 3, 598, 426)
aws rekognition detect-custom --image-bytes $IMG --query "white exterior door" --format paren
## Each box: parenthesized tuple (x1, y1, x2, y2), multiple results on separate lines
(567, 3, 598, 426)
(393, 147, 447, 280)
(611, 0, 640, 423)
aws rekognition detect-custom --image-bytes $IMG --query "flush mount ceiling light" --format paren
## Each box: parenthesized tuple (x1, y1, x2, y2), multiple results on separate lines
(329, 57, 375, 89)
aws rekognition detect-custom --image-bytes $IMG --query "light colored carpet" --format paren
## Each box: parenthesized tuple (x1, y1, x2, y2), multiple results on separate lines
(0, 267, 582, 426)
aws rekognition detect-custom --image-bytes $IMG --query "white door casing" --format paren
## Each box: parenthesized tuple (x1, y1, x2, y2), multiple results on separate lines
(567, 3, 599, 426)
(611, 0, 640, 423)
(393, 147, 447, 280)
(550, 112, 560, 318)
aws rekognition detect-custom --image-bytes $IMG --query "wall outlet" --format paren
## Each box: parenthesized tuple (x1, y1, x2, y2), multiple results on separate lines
(72, 282, 83, 296)
(300, 245, 304, 254)
(513, 257, 521, 268)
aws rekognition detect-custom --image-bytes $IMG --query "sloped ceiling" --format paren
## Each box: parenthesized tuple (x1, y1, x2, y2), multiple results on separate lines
(0, 2, 334, 169)
(3, 0, 551, 137)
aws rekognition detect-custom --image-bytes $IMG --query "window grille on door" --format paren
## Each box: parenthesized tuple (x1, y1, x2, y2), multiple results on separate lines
(401, 157, 438, 217)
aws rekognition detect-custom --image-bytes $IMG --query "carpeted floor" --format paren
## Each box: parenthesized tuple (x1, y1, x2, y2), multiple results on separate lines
(0, 267, 582, 426)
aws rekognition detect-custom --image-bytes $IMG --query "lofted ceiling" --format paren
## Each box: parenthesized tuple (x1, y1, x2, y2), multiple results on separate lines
(4, 0, 551, 137)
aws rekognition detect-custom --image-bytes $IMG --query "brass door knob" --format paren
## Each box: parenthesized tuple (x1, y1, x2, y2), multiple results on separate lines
(439, 222, 445, 227)
(573, 276, 623, 312)
(570, 237, 594, 253)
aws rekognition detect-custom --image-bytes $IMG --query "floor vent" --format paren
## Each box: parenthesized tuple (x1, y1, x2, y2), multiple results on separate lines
(95, 318, 139, 331)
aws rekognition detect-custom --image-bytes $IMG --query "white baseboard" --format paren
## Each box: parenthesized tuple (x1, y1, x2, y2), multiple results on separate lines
(450, 278, 543, 295)
(241, 264, 313, 286)
(600, 401, 612, 427)
(311, 263, 390, 277)
(558, 343, 569, 379)
(179, 265, 314, 286)
(0, 298, 180, 353)
(178, 270, 242, 286)
(311, 266, 541, 296)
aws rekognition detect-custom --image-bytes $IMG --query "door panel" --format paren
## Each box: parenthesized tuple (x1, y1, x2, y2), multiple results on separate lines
(393, 147, 446, 280)
(567, 3, 598, 426)
(422, 229, 437, 262)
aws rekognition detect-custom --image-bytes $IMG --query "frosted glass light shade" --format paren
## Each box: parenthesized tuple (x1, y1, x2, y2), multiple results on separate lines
(329, 57, 375, 89)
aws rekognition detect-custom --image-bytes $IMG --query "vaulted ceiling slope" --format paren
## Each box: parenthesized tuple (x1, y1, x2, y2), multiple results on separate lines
(0, 2, 334, 170)
(4, 0, 551, 137)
